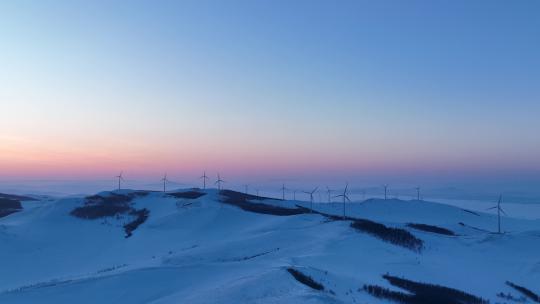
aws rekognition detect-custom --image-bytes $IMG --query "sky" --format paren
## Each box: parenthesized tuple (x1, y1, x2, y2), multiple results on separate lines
(0, 1, 539, 197)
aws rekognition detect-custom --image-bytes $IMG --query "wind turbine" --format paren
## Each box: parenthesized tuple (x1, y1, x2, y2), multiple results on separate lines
(303, 187, 318, 213)
(244, 184, 249, 194)
(200, 171, 209, 189)
(215, 173, 225, 191)
(115, 172, 124, 191)
(415, 187, 421, 201)
(280, 184, 287, 200)
(326, 187, 334, 203)
(334, 183, 351, 219)
(293, 190, 298, 201)
(161, 173, 170, 192)
(487, 195, 507, 234)
(383, 184, 389, 200)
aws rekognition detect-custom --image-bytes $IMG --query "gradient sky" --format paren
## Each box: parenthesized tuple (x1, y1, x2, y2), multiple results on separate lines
(0, 1, 539, 194)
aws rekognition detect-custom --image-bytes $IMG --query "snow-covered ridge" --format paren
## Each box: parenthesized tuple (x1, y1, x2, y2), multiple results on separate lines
(1, 188, 539, 303)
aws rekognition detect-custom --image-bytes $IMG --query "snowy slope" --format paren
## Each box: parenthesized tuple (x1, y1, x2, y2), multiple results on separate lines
(1, 189, 539, 304)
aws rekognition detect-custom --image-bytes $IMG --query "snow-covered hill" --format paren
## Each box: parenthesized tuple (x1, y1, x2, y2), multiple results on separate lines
(1, 189, 539, 303)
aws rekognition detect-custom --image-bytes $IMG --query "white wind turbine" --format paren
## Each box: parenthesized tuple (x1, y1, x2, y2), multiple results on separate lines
(487, 195, 507, 234)
(161, 173, 170, 192)
(280, 184, 288, 200)
(303, 187, 318, 213)
(115, 172, 124, 191)
(200, 171, 209, 189)
(334, 183, 351, 219)
(215, 173, 225, 191)
(326, 186, 334, 203)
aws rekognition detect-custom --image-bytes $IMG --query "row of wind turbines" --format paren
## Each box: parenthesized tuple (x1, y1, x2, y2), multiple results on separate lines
(116, 171, 227, 193)
(115, 172, 416, 200)
(114, 171, 508, 234)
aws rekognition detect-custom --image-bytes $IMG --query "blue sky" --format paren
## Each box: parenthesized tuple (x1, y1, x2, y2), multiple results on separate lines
(0, 0, 539, 196)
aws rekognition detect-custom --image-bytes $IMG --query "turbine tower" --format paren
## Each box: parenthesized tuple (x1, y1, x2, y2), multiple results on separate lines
(334, 183, 351, 219)
(487, 195, 507, 234)
(115, 172, 124, 191)
(245, 184, 249, 194)
(415, 187, 420, 201)
(215, 173, 225, 191)
(161, 173, 169, 193)
(200, 171, 209, 189)
(383, 184, 389, 200)
(303, 187, 318, 213)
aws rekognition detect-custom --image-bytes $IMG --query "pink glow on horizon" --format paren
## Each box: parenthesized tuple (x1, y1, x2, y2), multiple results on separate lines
(2, 140, 537, 181)
(1, 130, 539, 180)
